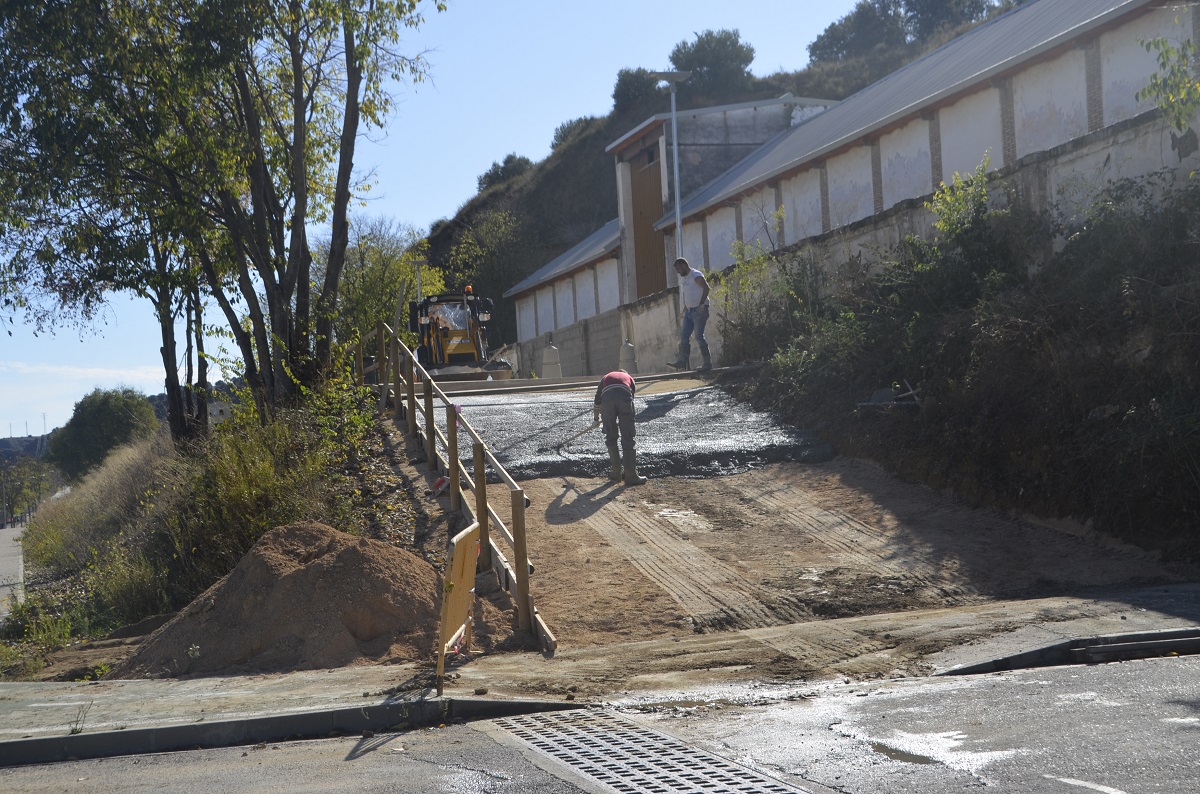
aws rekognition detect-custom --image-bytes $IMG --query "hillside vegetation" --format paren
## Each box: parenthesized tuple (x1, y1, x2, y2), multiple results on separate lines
(722, 166, 1200, 559)
(426, 3, 1015, 342)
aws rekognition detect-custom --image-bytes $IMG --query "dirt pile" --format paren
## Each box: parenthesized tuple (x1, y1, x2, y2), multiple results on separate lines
(110, 522, 443, 678)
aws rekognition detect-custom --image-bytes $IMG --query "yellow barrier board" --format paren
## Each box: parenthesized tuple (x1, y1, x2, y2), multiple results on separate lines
(436, 521, 480, 695)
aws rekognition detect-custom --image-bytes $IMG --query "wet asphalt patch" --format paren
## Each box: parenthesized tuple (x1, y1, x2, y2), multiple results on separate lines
(445, 385, 833, 481)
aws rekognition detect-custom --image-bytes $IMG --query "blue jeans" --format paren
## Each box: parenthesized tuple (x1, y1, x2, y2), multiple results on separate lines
(676, 304, 710, 364)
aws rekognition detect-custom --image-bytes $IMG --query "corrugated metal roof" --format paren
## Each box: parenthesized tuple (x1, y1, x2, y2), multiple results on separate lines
(657, 0, 1155, 230)
(503, 218, 621, 299)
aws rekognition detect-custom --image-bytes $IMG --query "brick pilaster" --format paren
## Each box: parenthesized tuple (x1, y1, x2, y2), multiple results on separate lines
(1085, 38, 1103, 133)
(870, 139, 884, 214)
(819, 162, 831, 233)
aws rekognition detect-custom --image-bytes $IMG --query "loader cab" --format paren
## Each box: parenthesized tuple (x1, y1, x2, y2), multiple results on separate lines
(408, 288, 495, 372)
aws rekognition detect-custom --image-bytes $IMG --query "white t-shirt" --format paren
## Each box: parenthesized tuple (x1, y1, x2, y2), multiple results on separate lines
(679, 268, 708, 309)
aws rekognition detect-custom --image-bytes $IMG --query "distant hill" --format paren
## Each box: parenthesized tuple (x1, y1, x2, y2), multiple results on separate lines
(423, 13, 994, 343)
(0, 435, 48, 460)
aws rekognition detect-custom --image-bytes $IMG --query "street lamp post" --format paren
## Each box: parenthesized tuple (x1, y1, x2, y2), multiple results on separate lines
(648, 71, 691, 260)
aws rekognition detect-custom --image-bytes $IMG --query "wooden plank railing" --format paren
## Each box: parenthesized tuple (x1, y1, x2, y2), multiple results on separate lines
(354, 325, 557, 662)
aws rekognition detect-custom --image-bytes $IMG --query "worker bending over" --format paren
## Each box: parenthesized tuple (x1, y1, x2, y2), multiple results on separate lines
(593, 369, 647, 486)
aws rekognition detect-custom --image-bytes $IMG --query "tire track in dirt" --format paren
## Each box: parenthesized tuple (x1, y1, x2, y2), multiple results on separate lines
(582, 500, 811, 631)
(750, 485, 967, 599)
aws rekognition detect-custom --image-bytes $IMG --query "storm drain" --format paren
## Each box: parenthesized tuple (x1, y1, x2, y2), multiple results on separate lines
(495, 709, 806, 793)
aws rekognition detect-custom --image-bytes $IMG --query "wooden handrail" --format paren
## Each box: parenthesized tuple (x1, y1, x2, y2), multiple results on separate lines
(354, 323, 554, 653)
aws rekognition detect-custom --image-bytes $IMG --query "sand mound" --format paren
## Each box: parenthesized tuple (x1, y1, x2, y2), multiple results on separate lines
(110, 522, 442, 678)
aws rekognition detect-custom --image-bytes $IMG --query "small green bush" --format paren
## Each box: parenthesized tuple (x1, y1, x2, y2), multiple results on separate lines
(4, 373, 381, 672)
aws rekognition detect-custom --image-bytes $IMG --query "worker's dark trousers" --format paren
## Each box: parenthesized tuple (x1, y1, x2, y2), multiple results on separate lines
(600, 394, 636, 458)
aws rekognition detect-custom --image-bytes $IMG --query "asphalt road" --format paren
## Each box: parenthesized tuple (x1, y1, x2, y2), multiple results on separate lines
(4, 656, 1197, 792)
(629, 653, 1200, 793)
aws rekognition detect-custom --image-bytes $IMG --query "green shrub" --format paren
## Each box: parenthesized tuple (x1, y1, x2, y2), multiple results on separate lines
(3, 373, 381, 669)
(755, 166, 1200, 559)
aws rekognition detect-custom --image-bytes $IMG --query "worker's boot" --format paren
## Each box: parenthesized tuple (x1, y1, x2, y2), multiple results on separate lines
(666, 343, 690, 370)
(622, 450, 647, 486)
(607, 446, 623, 481)
(696, 346, 713, 373)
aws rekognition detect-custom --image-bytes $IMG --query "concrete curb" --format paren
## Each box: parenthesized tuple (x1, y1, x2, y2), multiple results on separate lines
(939, 627, 1200, 675)
(0, 697, 583, 768)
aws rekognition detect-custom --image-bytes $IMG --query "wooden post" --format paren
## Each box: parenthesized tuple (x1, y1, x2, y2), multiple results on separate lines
(474, 442, 491, 570)
(511, 487, 532, 633)
(391, 336, 404, 421)
(376, 321, 388, 416)
(354, 338, 365, 387)
(446, 403, 461, 512)
(424, 375, 436, 470)
(405, 356, 417, 436)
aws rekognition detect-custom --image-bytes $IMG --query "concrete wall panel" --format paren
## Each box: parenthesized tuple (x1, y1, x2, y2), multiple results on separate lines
(515, 296, 537, 342)
(881, 118, 932, 209)
(585, 310, 624, 375)
(782, 168, 823, 242)
(707, 205, 739, 271)
(826, 145, 874, 229)
(1014, 49, 1087, 159)
(1101, 8, 1177, 126)
(554, 278, 575, 329)
(576, 267, 597, 321)
(741, 188, 782, 253)
(596, 258, 621, 313)
(535, 285, 555, 337)
(940, 87, 1003, 178)
(681, 221, 706, 269)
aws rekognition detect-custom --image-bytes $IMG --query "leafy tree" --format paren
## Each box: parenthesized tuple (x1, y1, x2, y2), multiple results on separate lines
(904, 0, 991, 40)
(669, 29, 755, 100)
(478, 154, 535, 191)
(808, 1, 906, 63)
(551, 117, 595, 150)
(445, 208, 540, 343)
(48, 388, 159, 481)
(0, 0, 446, 431)
(0, 455, 58, 524)
(612, 68, 658, 113)
(1137, 36, 1200, 133)
(313, 217, 445, 346)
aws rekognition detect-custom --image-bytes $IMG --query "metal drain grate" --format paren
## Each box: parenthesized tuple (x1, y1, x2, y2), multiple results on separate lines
(495, 709, 806, 793)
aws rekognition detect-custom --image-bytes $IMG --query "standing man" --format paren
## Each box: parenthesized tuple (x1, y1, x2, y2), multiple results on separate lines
(667, 257, 712, 372)
(593, 369, 647, 486)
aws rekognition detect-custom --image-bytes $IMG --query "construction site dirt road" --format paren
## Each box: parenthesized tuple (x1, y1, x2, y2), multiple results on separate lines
(430, 375, 1200, 700)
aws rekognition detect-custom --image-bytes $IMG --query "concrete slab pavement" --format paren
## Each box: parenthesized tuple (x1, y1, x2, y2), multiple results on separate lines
(3, 583, 1198, 768)
(0, 663, 579, 767)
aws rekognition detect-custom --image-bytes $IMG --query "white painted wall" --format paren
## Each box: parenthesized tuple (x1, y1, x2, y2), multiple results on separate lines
(825, 144, 874, 228)
(782, 168, 823, 242)
(680, 222, 706, 268)
(1014, 48, 1087, 159)
(1101, 8, 1176, 126)
(706, 205, 739, 271)
(741, 188, 782, 252)
(596, 258, 621, 313)
(554, 278, 575, 328)
(516, 296, 537, 341)
(535, 285, 555, 336)
(880, 118, 932, 209)
(576, 267, 597, 321)
(940, 87, 1003, 176)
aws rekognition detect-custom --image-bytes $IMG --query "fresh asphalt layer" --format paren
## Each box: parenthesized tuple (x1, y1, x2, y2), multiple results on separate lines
(436, 378, 834, 481)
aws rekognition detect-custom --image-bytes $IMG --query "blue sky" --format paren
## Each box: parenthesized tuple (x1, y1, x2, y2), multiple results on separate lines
(2, 0, 860, 434)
